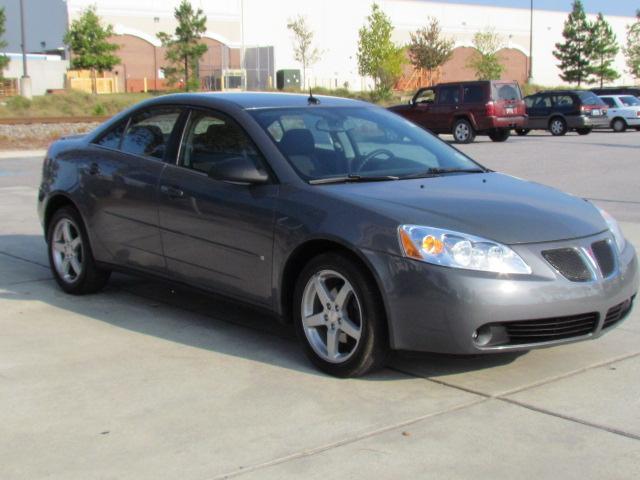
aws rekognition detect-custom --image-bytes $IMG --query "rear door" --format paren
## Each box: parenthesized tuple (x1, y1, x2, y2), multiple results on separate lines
(85, 106, 184, 273)
(461, 84, 486, 128)
(157, 108, 277, 306)
(431, 85, 461, 132)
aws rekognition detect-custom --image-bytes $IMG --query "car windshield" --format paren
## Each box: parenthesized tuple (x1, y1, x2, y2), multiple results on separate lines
(620, 96, 640, 106)
(250, 106, 484, 182)
(577, 91, 606, 106)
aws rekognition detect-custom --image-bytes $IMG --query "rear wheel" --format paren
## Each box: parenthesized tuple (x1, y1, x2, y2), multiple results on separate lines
(611, 118, 627, 133)
(576, 128, 592, 136)
(549, 117, 568, 136)
(47, 206, 110, 295)
(488, 129, 510, 142)
(293, 252, 388, 377)
(452, 119, 476, 144)
(515, 128, 530, 136)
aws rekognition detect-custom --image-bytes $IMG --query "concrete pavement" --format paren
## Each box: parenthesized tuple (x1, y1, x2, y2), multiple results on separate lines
(0, 131, 639, 479)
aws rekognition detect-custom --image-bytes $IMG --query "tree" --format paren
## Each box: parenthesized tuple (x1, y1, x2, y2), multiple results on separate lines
(287, 15, 321, 90)
(407, 17, 454, 85)
(63, 6, 120, 93)
(357, 3, 405, 98)
(587, 13, 620, 87)
(157, 1, 208, 92)
(624, 10, 640, 80)
(553, 0, 591, 87)
(467, 28, 504, 80)
(0, 8, 9, 78)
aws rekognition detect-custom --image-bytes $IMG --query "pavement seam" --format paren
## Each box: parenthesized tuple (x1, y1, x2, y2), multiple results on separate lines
(0, 250, 49, 269)
(499, 397, 640, 441)
(209, 398, 488, 480)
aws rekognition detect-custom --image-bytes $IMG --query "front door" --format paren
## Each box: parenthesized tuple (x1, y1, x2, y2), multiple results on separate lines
(406, 88, 436, 131)
(158, 109, 277, 306)
(527, 94, 553, 129)
(85, 106, 183, 272)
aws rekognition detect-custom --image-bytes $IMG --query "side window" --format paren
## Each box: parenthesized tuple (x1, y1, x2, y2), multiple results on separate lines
(553, 95, 575, 108)
(462, 85, 484, 103)
(94, 121, 127, 149)
(534, 95, 552, 108)
(437, 86, 460, 104)
(121, 107, 182, 160)
(601, 98, 616, 108)
(524, 96, 535, 108)
(415, 89, 435, 104)
(180, 110, 265, 176)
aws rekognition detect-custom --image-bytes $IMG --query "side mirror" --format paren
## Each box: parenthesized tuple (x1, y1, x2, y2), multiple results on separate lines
(208, 157, 269, 185)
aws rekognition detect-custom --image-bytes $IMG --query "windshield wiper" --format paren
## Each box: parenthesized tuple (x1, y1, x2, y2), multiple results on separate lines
(309, 174, 400, 185)
(400, 167, 486, 179)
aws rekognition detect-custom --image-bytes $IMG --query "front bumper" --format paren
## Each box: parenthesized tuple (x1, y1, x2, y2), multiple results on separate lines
(364, 231, 639, 354)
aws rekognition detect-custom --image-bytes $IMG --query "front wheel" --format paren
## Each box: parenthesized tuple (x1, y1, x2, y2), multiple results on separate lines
(576, 128, 592, 136)
(47, 206, 110, 295)
(293, 252, 388, 377)
(488, 129, 510, 142)
(452, 119, 476, 144)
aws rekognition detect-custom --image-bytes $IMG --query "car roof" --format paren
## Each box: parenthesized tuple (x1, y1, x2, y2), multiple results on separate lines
(139, 92, 370, 110)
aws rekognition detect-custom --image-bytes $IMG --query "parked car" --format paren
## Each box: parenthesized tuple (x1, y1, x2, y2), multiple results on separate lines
(591, 86, 640, 98)
(516, 90, 609, 136)
(598, 95, 640, 132)
(38, 93, 638, 377)
(388, 80, 527, 143)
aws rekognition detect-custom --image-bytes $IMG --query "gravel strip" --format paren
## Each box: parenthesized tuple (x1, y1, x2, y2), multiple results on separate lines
(0, 122, 99, 150)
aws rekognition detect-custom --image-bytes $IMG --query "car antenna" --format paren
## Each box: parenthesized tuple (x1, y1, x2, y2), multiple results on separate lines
(308, 88, 320, 105)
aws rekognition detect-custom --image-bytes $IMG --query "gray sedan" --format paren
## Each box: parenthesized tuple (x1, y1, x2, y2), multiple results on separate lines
(38, 93, 638, 377)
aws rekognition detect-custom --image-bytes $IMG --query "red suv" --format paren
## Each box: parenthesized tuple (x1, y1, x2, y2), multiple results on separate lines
(389, 81, 527, 143)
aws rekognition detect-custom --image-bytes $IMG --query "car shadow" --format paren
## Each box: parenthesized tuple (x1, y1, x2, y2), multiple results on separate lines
(0, 234, 522, 380)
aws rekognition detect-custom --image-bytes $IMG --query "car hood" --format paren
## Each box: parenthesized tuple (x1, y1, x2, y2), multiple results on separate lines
(322, 173, 607, 245)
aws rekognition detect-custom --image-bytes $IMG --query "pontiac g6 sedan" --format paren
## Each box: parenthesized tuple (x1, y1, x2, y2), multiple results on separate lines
(38, 93, 638, 377)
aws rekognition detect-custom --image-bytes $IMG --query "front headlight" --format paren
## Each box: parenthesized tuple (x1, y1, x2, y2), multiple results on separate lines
(597, 208, 625, 253)
(398, 225, 532, 274)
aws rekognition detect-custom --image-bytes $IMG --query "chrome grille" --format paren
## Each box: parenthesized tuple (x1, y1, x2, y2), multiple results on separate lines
(542, 248, 592, 282)
(591, 240, 616, 278)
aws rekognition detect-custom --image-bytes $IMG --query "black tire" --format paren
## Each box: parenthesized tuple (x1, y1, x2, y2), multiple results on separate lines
(635, 127, 640, 131)
(47, 206, 111, 295)
(549, 117, 568, 136)
(611, 118, 627, 133)
(452, 118, 476, 144)
(488, 129, 511, 142)
(293, 252, 388, 377)
(576, 128, 592, 135)
(515, 128, 530, 136)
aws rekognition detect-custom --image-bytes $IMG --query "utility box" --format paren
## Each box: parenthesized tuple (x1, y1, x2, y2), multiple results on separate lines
(276, 69, 301, 90)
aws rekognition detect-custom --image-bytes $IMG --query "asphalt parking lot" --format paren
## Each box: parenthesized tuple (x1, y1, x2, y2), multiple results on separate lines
(1, 130, 639, 479)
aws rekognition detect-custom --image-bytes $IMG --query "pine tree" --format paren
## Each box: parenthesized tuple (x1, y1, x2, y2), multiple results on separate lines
(63, 6, 120, 93)
(407, 17, 454, 85)
(624, 10, 640, 80)
(587, 13, 620, 87)
(157, 1, 208, 92)
(553, 0, 591, 87)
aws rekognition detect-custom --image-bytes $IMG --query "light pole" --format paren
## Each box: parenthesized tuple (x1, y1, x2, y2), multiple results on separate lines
(19, 0, 32, 99)
(528, 0, 534, 83)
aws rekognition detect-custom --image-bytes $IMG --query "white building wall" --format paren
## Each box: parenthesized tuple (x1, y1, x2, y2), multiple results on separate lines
(3, 54, 69, 96)
(242, 0, 638, 89)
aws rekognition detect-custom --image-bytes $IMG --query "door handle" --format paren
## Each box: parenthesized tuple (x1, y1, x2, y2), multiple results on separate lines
(160, 185, 184, 199)
(88, 162, 100, 176)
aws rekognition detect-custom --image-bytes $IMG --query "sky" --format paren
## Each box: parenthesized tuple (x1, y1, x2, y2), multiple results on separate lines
(431, 0, 639, 17)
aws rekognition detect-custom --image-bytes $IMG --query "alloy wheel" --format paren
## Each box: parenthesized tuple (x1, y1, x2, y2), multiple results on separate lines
(550, 119, 565, 135)
(51, 218, 84, 284)
(454, 122, 470, 142)
(300, 269, 363, 363)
